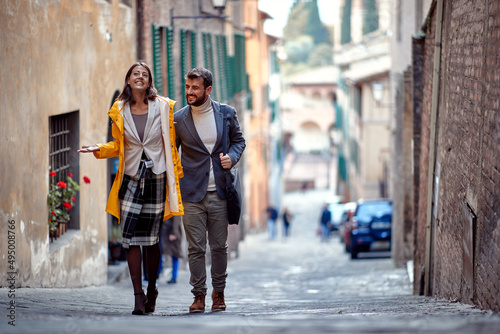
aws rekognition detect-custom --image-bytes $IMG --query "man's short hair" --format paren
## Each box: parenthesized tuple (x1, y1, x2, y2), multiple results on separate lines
(185, 67, 213, 89)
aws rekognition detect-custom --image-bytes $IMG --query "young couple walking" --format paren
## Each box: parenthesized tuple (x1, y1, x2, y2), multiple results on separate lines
(78, 63, 245, 315)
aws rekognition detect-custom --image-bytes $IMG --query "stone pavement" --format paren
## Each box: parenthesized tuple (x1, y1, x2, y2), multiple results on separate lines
(2, 189, 500, 334)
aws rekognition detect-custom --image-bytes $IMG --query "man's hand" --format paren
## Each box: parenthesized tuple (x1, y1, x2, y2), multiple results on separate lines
(219, 153, 232, 169)
(77, 145, 100, 153)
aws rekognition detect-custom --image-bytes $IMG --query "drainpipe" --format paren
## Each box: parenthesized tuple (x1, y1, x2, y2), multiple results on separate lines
(424, 0, 443, 297)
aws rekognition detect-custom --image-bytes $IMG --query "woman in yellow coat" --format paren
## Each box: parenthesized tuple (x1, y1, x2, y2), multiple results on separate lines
(78, 62, 183, 315)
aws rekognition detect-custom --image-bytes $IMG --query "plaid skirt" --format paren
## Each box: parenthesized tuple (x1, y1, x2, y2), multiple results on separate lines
(119, 169, 166, 249)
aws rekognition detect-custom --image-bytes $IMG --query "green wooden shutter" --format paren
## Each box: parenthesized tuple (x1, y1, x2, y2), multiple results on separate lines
(166, 27, 175, 100)
(152, 24, 163, 95)
(215, 35, 230, 102)
(190, 31, 197, 69)
(221, 35, 230, 102)
(233, 34, 247, 94)
(203, 33, 210, 69)
(180, 29, 187, 106)
(227, 56, 235, 100)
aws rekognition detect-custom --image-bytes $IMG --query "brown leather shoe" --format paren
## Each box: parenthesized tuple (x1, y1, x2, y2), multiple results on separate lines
(189, 292, 205, 313)
(211, 290, 226, 312)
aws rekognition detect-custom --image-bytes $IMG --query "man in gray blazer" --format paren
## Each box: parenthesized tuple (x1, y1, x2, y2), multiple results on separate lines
(174, 67, 245, 313)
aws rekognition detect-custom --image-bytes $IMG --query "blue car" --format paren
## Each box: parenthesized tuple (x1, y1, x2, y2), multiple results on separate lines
(349, 199, 393, 259)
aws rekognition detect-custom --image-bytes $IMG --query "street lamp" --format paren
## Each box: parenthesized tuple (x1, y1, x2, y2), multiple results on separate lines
(211, 0, 228, 15)
(171, 0, 228, 28)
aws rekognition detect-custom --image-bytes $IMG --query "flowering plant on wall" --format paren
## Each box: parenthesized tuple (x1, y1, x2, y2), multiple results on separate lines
(47, 172, 82, 232)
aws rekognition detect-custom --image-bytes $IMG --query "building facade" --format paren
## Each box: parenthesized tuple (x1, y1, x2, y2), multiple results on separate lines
(411, 0, 500, 312)
(0, 0, 136, 287)
(334, 0, 392, 201)
(244, 8, 282, 231)
(389, 0, 433, 266)
(281, 66, 337, 192)
(0, 0, 269, 287)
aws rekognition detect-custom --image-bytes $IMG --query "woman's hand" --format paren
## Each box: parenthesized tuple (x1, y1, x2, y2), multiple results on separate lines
(219, 153, 232, 169)
(77, 145, 100, 153)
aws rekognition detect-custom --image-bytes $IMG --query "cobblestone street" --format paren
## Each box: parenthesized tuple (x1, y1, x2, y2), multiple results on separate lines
(2, 190, 500, 333)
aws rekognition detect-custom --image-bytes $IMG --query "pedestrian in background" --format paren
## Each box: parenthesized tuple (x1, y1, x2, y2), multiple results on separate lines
(161, 216, 183, 284)
(174, 67, 245, 313)
(266, 205, 279, 240)
(282, 207, 292, 239)
(78, 62, 184, 315)
(320, 203, 332, 242)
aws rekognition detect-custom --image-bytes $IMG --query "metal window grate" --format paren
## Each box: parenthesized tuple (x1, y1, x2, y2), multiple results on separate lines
(49, 114, 71, 183)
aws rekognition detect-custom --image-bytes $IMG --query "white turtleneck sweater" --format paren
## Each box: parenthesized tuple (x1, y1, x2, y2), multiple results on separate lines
(191, 98, 217, 192)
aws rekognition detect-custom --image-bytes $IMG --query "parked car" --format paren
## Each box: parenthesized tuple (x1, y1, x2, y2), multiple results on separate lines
(347, 199, 393, 259)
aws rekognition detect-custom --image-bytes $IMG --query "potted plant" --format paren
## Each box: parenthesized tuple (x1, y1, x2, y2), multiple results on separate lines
(48, 171, 80, 240)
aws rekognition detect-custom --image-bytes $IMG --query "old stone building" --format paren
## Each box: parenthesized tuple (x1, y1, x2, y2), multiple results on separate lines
(411, 0, 500, 312)
(0, 0, 136, 287)
(281, 66, 337, 192)
(0, 0, 278, 288)
(389, 0, 433, 267)
(334, 0, 393, 201)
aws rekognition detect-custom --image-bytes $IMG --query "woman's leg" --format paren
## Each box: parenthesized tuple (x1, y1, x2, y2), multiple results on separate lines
(126, 246, 143, 293)
(144, 243, 161, 313)
(126, 246, 146, 314)
(145, 243, 161, 289)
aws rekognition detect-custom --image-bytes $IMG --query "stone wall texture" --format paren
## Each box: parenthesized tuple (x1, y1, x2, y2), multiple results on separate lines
(413, 0, 500, 312)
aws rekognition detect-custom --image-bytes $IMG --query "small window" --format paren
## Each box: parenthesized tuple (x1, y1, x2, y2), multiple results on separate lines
(49, 111, 80, 240)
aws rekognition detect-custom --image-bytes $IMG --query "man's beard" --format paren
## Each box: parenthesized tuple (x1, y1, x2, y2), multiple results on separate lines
(187, 91, 207, 106)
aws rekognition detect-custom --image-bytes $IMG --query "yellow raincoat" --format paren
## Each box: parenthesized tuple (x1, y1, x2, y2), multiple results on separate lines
(93, 97, 184, 223)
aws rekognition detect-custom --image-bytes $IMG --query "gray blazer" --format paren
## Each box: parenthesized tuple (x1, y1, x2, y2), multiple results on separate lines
(174, 100, 246, 202)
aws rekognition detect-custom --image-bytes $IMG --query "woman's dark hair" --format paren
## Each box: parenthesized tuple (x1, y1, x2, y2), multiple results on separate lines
(185, 67, 213, 89)
(117, 62, 157, 104)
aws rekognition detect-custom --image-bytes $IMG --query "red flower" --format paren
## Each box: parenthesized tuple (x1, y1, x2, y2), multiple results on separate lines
(57, 181, 67, 189)
(71, 197, 75, 202)
(51, 211, 56, 216)
(63, 202, 72, 210)
(50, 171, 56, 177)
(68, 173, 73, 177)
(83, 176, 91, 184)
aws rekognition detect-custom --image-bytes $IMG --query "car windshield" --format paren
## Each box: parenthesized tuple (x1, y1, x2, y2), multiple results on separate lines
(356, 202, 392, 223)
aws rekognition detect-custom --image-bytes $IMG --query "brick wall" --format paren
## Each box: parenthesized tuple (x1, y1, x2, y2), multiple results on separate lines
(412, 5, 436, 295)
(414, 0, 500, 312)
(411, 35, 425, 294)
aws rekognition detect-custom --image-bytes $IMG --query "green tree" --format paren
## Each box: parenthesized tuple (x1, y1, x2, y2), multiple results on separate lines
(363, 0, 379, 35)
(283, 0, 331, 45)
(284, 36, 315, 64)
(341, 0, 352, 45)
(307, 43, 333, 67)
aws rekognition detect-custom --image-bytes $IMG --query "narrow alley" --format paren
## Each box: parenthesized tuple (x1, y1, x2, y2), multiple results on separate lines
(3, 190, 499, 334)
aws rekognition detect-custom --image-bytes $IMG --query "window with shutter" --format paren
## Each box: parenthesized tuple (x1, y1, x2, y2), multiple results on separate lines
(180, 29, 187, 106)
(190, 31, 197, 69)
(152, 24, 163, 95)
(166, 27, 175, 100)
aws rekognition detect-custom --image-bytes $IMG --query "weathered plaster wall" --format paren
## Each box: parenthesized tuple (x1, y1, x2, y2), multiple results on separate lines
(0, 0, 136, 287)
